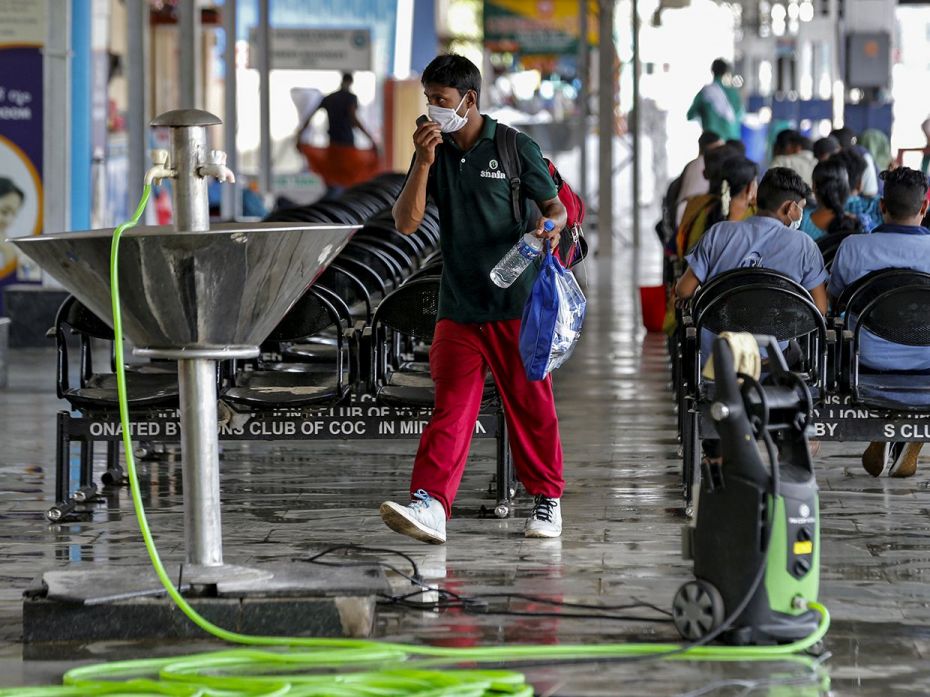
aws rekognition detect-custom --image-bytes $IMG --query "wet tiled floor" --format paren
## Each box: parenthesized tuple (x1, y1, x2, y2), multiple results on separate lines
(2, 247, 930, 695)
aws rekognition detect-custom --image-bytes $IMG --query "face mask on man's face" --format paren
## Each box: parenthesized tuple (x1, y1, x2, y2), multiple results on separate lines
(787, 201, 803, 229)
(427, 93, 469, 133)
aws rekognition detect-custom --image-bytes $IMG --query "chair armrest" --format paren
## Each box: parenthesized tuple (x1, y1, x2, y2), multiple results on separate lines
(55, 328, 68, 400)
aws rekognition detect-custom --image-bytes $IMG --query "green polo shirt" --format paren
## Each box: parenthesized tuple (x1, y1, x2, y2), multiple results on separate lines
(424, 116, 558, 324)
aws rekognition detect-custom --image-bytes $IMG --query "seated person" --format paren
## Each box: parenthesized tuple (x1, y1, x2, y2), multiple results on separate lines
(675, 167, 829, 357)
(725, 138, 746, 155)
(813, 136, 841, 162)
(674, 130, 724, 227)
(828, 166, 930, 478)
(832, 148, 882, 231)
(799, 159, 865, 241)
(832, 127, 879, 197)
(675, 152, 758, 260)
(770, 129, 817, 187)
(664, 153, 758, 334)
(676, 168, 828, 465)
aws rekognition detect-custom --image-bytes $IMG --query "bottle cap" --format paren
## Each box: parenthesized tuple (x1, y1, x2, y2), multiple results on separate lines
(544, 220, 555, 231)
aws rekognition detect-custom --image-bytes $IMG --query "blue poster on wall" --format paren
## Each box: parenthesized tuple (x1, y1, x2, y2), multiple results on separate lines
(0, 1, 45, 312)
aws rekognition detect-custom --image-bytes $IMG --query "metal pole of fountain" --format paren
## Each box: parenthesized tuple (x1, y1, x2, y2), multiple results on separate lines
(142, 109, 245, 567)
(14, 109, 389, 642)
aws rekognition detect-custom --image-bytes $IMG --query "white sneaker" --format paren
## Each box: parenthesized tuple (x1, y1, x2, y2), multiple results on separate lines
(524, 495, 562, 538)
(380, 489, 446, 544)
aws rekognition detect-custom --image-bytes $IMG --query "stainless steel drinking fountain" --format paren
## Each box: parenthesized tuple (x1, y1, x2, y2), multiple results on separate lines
(15, 110, 389, 644)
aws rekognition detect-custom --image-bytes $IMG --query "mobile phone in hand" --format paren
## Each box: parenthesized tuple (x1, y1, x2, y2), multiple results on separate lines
(416, 114, 430, 127)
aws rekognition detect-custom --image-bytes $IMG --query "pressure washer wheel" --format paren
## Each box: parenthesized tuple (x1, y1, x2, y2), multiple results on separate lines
(805, 640, 826, 657)
(672, 579, 725, 641)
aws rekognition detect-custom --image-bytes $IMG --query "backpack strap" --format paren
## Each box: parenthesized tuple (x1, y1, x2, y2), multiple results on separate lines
(494, 123, 524, 225)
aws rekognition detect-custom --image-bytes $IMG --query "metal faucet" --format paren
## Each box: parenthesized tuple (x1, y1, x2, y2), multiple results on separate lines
(145, 148, 236, 187)
(144, 149, 177, 186)
(198, 150, 236, 184)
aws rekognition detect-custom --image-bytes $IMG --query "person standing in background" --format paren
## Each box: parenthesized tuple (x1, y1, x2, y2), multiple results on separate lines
(297, 72, 377, 152)
(295, 73, 380, 197)
(687, 59, 744, 142)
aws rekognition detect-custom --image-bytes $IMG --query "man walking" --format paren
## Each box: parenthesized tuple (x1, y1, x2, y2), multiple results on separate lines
(380, 54, 567, 544)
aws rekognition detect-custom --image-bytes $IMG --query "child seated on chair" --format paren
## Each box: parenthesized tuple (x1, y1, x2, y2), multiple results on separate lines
(828, 167, 930, 479)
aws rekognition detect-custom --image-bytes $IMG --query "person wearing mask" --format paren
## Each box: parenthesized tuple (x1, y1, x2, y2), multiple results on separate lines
(675, 168, 828, 466)
(833, 149, 883, 231)
(382, 54, 567, 544)
(831, 127, 879, 197)
(770, 129, 817, 187)
(828, 167, 930, 478)
(687, 59, 744, 142)
(798, 159, 865, 241)
(813, 136, 841, 162)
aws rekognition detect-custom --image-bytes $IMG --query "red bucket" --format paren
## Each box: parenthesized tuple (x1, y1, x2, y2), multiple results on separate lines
(639, 285, 667, 333)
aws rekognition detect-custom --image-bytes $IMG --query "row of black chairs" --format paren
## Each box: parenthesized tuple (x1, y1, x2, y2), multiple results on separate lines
(48, 175, 515, 522)
(672, 267, 930, 509)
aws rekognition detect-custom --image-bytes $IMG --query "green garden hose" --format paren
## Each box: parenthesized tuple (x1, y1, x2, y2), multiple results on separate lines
(0, 184, 831, 696)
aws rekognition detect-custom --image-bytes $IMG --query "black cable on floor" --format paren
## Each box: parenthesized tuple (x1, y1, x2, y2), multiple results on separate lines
(295, 544, 674, 623)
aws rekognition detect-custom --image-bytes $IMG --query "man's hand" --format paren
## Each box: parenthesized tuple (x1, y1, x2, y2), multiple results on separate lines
(534, 217, 562, 251)
(413, 121, 443, 167)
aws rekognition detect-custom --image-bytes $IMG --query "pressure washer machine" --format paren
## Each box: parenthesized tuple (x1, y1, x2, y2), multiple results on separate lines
(673, 334, 821, 647)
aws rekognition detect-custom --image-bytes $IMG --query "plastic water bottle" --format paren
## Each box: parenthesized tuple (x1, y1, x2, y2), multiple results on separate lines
(490, 222, 552, 288)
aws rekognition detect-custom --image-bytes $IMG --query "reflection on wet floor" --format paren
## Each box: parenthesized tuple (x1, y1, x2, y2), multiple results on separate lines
(1, 247, 930, 694)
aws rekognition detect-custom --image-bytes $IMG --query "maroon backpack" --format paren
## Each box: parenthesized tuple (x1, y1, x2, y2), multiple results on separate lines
(494, 123, 587, 268)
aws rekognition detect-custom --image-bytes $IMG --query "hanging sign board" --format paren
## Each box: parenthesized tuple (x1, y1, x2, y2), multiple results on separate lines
(484, 0, 598, 55)
(0, 0, 45, 309)
(248, 28, 373, 71)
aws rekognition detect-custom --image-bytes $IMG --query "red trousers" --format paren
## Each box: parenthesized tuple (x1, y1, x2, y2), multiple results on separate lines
(410, 318, 564, 517)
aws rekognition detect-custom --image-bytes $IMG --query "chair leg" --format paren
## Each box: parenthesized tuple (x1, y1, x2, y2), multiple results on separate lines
(48, 411, 77, 523)
(682, 404, 699, 515)
(494, 412, 513, 518)
(101, 440, 125, 487)
(72, 437, 98, 504)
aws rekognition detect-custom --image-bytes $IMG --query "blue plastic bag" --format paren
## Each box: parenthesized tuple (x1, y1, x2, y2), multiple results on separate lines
(519, 247, 587, 381)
